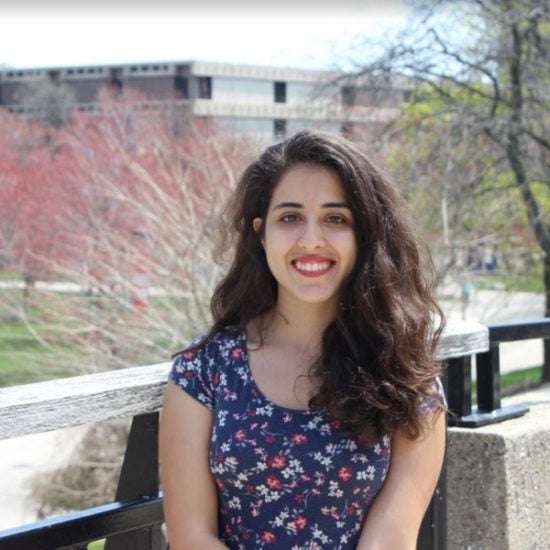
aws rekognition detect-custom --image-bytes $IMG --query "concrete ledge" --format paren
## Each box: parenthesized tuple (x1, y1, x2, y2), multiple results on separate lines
(447, 384, 550, 550)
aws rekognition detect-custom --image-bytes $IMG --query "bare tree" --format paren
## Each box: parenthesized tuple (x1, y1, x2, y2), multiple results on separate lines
(16, 77, 76, 129)
(340, 0, 550, 380)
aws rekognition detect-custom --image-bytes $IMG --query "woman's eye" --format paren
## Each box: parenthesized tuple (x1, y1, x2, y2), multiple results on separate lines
(326, 215, 347, 224)
(280, 214, 301, 223)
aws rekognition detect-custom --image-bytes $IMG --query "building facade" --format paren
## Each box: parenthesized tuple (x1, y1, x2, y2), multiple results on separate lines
(0, 60, 411, 140)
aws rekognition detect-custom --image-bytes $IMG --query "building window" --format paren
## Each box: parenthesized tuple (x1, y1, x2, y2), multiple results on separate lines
(341, 86, 356, 107)
(274, 81, 286, 103)
(175, 76, 188, 99)
(274, 119, 287, 138)
(109, 68, 123, 94)
(48, 70, 60, 84)
(198, 77, 212, 99)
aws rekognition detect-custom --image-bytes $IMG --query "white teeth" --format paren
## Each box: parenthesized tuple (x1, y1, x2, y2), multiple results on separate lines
(294, 261, 331, 272)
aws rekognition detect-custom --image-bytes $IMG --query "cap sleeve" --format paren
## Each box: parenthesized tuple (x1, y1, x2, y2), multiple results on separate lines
(421, 376, 448, 415)
(168, 335, 217, 411)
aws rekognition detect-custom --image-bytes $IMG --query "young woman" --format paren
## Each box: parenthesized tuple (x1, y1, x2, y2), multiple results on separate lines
(159, 130, 446, 549)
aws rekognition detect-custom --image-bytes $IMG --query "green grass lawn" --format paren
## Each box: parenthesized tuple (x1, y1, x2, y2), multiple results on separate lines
(0, 322, 78, 386)
(500, 365, 543, 396)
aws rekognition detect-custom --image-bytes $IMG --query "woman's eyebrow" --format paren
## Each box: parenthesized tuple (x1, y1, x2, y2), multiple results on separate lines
(322, 202, 351, 209)
(272, 201, 350, 210)
(273, 201, 303, 210)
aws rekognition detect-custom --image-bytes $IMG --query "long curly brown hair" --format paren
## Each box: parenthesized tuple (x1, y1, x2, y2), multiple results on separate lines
(203, 130, 445, 444)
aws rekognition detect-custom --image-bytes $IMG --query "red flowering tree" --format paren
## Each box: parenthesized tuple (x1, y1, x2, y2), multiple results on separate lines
(0, 89, 255, 372)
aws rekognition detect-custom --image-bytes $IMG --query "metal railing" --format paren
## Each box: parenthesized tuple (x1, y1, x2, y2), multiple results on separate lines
(0, 319, 545, 550)
(446, 318, 549, 427)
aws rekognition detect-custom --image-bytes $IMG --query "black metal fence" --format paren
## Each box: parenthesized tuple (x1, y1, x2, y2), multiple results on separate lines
(446, 318, 550, 426)
(1, 319, 548, 550)
(418, 318, 549, 550)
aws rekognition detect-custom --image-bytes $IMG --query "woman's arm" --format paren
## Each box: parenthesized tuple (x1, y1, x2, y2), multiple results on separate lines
(159, 382, 228, 549)
(357, 409, 446, 550)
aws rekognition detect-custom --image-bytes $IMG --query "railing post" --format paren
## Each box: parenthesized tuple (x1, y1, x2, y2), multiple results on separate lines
(104, 412, 164, 550)
(476, 342, 501, 411)
(446, 356, 472, 418)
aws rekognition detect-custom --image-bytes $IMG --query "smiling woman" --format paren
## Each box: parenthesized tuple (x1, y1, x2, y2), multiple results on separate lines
(160, 130, 446, 550)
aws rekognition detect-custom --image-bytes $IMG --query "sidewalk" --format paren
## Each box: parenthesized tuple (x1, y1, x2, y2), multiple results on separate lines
(0, 426, 86, 531)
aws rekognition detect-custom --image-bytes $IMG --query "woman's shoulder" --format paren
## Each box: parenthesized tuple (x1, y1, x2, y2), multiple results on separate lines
(175, 326, 245, 363)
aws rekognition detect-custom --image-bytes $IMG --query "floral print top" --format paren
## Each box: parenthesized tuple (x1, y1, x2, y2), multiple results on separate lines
(168, 329, 437, 549)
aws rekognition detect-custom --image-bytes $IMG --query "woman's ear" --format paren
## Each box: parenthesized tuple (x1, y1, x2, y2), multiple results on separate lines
(253, 218, 263, 234)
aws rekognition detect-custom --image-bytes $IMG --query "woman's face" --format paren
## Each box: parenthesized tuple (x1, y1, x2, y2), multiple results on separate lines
(254, 164, 357, 312)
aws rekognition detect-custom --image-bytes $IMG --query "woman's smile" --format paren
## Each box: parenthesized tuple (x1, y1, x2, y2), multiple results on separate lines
(292, 256, 335, 277)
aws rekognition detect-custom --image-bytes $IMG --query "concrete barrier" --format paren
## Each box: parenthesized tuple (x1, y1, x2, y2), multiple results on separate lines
(447, 384, 550, 550)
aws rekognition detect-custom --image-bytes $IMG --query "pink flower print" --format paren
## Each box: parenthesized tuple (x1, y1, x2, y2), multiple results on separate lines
(267, 455, 287, 469)
(291, 433, 308, 445)
(328, 419, 341, 430)
(295, 493, 304, 503)
(230, 347, 243, 360)
(338, 466, 353, 482)
(291, 515, 307, 531)
(261, 531, 276, 544)
(182, 351, 196, 359)
(265, 435, 275, 444)
(235, 429, 247, 441)
(212, 371, 220, 385)
(266, 475, 282, 490)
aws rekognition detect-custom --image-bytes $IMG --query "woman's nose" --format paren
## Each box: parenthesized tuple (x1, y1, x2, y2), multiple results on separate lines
(297, 221, 325, 249)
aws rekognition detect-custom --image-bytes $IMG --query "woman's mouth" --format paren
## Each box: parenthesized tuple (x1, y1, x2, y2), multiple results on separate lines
(292, 259, 334, 276)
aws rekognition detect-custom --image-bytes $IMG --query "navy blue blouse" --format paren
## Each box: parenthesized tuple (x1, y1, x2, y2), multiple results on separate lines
(168, 329, 438, 549)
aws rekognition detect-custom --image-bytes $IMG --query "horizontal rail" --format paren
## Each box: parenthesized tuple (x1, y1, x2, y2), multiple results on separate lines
(487, 318, 550, 342)
(0, 363, 170, 440)
(0, 319, 488, 440)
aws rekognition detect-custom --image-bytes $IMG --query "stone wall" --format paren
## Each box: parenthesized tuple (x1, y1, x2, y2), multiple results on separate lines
(446, 384, 550, 550)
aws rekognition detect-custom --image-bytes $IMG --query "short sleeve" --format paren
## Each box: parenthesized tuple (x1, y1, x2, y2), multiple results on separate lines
(420, 376, 448, 415)
(168, 335, 216, 411)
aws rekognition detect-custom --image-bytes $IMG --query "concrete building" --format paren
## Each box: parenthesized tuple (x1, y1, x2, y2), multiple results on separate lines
(0, 60, 411, 141)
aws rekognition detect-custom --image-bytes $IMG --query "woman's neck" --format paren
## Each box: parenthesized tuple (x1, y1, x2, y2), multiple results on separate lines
(255, 296, 337, 353)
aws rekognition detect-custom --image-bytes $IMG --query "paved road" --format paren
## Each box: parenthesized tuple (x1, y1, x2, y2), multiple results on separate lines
(0, 426, 86, 531)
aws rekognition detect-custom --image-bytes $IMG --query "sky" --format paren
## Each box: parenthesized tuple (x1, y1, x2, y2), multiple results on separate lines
(0, 0, 411, 71)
